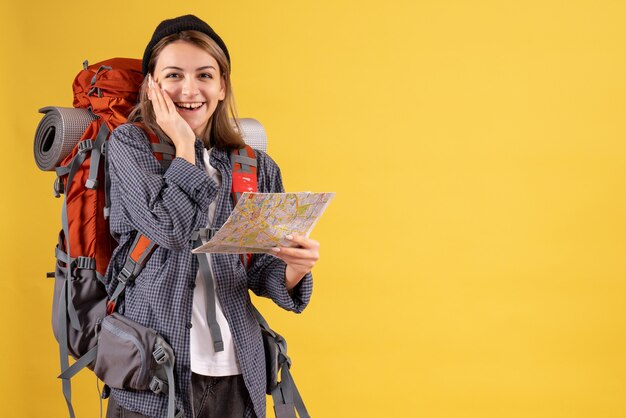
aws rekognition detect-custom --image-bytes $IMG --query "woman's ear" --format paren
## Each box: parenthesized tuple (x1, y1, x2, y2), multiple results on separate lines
(219, 75, 226, 101)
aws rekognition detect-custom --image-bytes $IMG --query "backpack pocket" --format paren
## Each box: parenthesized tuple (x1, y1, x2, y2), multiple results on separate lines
(51, 234, 108, 362)
(93, 313, 174, 391)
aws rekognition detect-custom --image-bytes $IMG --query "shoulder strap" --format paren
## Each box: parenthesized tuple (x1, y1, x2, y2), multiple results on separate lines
(107, 233, 157, 314)
(230, 145, 258, 269)
(106, 123, 176, 312)
(231, 145, 258, 202)
(133, 122, 176, 165)
(104, 123, 175, 218)
(192, 228, 224, 353)
(186, 146, 260, 355)
(251, 305, 310, 418)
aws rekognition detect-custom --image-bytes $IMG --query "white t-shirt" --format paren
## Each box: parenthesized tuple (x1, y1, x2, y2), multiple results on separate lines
(190, 148, 241, 376)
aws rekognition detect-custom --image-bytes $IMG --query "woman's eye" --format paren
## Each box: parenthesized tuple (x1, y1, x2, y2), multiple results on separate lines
(200, 73, 214, 79)
(165, 73, 181, 78)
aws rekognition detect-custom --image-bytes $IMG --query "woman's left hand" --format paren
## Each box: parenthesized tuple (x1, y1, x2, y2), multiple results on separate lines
(271, 234, 320, 291)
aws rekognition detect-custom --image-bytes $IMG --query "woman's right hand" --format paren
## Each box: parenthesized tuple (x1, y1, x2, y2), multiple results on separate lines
(148, 74, 196, 164)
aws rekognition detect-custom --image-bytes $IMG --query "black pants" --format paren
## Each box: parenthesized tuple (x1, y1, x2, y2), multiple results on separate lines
(106, 374, 250, 418)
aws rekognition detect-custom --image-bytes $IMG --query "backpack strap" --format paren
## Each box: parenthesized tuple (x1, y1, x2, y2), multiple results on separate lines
(133, 122, 176, 167)
(231, 145, 258, 269)
(55, 141, 93, 331)
(106, 123, 176, 312)
(107, 233, 158, 314)
(230, 145, 258, 202)
(151, 341, 181, 418)
(251, 305, 310, 418)
(103, 139, 112, 219)
(104, 123, 175, 218)
(185, 146, 259, 354)
(54, 138, 98, 418)
(191, 228, 224, 353)
(86, 121, 110, 190)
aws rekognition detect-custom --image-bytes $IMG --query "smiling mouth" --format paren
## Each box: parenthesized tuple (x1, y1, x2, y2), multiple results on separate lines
(175, 102, 205, 112)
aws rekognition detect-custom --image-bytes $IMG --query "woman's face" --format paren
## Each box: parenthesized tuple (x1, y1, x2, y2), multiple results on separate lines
(153, 40, 225, 137)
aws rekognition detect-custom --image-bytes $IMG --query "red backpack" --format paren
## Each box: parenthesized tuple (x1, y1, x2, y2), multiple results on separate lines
(43, 58, 260, 418)
(49, 58, 173, 417)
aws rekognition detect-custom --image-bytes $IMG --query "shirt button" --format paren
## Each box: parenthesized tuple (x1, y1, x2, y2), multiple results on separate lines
(186, 322, 193, 329)
(189, 282, 196, 289)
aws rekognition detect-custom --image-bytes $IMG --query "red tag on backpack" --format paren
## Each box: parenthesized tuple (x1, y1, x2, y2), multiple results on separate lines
(232, 171, 258, 193)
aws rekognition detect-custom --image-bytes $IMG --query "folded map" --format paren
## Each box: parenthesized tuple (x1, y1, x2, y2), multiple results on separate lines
(192, 192, 335, 254)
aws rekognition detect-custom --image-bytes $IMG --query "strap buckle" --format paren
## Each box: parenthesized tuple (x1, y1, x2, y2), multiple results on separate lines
(78, 139, 94, 152)
(75, 256, 95, 270)
(153, 345, 169, 365)
(53, 177, 64, 197)
(85, 178, 98, 189)
(117, 266, 134, 284)
(149, 376, 168, 394)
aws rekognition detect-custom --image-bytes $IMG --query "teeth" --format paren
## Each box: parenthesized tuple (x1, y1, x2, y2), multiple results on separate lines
(176, 102, 203, 109)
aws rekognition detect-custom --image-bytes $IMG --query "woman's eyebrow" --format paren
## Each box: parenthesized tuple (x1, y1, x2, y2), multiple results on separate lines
(160, 65, 216, 72)
(161, 66, 184, 72)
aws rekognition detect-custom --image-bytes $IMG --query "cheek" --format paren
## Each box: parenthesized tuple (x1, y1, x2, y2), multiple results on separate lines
(161, 87, 175, 97)
(158, 81, 177, 95)
(206, 84, 224, 100)
(206, 101, 219, 116)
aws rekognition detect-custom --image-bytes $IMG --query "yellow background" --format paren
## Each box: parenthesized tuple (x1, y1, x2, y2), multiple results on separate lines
(1, 0, 625, 417)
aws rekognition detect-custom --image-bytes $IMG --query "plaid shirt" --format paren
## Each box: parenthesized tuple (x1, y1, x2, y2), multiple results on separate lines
(104, 124, 313, 418)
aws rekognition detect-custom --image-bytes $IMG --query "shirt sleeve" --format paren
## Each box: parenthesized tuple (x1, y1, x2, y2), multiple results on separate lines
(245, 150, 313, 313)
(108, 124, 218, 250)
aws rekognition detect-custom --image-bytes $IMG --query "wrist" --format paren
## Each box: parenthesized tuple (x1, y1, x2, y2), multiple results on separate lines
(285, 265, 306, 291)
(175, 142, 196, 165)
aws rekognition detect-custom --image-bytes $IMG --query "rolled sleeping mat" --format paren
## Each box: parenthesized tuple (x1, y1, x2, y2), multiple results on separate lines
(34, 106, 96, 171)
(33, 108, 267, 171)
(238, 118, 267, 152)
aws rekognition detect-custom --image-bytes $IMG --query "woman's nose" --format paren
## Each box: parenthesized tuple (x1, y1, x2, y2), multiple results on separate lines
(182, 77, 199, 96)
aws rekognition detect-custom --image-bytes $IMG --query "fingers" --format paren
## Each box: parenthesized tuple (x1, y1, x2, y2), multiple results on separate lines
(149, 75, 169, 116)
(270, 234, 320, 269)
(147, 75, 196, 154)
(284, 233, 320, 250)
(272, 249, 318, 265)
(160, 84, 178, 114)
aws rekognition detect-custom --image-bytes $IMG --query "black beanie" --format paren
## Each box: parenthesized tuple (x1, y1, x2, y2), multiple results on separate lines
(142, 14, 230, 76)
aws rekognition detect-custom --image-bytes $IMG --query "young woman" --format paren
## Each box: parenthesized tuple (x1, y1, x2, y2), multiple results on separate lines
(105, 15, 319, 418)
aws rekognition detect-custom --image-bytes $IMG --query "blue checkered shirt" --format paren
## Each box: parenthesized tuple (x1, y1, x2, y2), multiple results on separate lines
(104, 124, 313, 418)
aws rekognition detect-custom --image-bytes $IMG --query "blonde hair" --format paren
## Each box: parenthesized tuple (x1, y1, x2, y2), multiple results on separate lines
(129, 30, 244, 150)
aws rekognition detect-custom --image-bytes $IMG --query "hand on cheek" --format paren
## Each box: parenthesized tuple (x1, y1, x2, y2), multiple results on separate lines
(147, 74, 196, 164)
